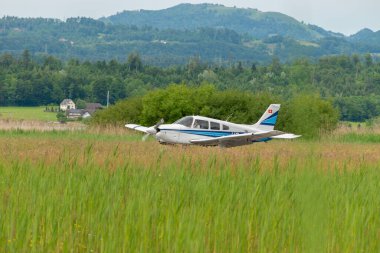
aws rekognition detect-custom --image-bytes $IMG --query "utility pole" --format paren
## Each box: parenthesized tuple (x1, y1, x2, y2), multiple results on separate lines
(106, 90, 110, 108)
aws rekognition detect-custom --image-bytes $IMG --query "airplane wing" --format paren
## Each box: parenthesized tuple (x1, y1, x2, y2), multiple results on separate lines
(125, 124, 150, 133)
(190, 130, 286, 147)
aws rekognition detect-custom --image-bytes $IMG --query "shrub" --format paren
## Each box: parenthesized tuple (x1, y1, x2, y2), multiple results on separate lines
(92, 85, 339, 137)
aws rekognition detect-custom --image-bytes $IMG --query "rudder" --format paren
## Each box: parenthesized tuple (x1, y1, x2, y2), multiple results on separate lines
(253, 104, 280, 131)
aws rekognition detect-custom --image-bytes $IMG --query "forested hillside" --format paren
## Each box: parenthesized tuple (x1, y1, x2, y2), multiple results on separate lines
(0, 4, 380, 65)
(1, 51, 379, 122)
(103, 3, 340, 41)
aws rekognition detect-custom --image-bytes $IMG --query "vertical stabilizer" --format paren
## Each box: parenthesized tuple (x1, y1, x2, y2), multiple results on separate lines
(253, 104, 280, 131)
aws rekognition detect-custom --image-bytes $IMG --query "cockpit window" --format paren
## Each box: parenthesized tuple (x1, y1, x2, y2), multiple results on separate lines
(210, 122, 220, 130)
(174, 116, 193, 127)
(223, 125, 229, 130)
(193, 119, 209, 129)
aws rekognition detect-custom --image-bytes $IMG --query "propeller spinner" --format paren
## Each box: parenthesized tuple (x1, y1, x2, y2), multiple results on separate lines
(142, 118, 164, 141)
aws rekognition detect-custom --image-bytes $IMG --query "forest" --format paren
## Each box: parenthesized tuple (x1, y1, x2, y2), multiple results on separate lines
(1, 13, 380, 65)
(0, 51, 380, 122)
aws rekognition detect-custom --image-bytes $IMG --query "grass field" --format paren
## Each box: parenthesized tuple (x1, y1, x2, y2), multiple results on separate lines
(1, 127, 380, 252)
(0, 106, 57, 121)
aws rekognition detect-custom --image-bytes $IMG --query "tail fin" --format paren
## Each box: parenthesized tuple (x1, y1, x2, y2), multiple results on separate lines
(253, 104, 280, 131)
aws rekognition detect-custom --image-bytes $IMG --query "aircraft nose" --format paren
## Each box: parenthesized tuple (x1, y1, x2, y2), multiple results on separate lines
(156, 131, 166, 142)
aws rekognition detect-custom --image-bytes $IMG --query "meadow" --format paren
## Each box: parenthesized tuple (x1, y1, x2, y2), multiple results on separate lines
(0, 106, 57, 121)
(0, 124, 380, 252)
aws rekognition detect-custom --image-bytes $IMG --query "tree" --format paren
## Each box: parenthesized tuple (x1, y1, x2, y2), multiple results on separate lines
(0, 79, 6, 105)
(270, 57, 282, 76)
(281, 94, 339, 138)
(76, 99, 87, 109)
(21, 50, 31, 69)
(127, 53, 143, 72)
(43, 56, 62, 70)
(0, 53, 15, 68)
(56, 111, 67, 123)
(92, 78, 110, 104)
(365, 54, 373, 67)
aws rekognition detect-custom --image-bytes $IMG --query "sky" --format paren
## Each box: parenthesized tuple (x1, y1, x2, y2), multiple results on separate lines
(1, 0, 379, 35)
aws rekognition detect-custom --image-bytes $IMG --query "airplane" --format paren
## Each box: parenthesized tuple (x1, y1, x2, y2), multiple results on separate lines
(125, 104, 300, 148)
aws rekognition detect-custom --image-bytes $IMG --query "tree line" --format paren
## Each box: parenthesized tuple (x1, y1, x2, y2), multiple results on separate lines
(0, 51, 380, 122)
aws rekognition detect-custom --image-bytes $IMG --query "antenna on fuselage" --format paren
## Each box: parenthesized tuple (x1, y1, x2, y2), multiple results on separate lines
(225, 113, 233, 122)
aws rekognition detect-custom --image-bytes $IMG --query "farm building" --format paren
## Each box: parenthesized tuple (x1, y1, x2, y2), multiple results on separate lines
(85, 103, 103, 115)
(66, 109, 90, 119)
(60, 99, 76, 111)
(62, 102, 103, 119)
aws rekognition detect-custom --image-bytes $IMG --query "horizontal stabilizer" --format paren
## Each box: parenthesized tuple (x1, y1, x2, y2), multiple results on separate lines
(271, 133, 301, 139)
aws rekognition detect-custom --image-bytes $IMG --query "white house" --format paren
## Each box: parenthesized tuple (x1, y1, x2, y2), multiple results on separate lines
(60, 99, 76, 111)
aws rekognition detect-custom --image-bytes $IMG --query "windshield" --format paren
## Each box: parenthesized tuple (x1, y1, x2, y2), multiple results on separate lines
(174, 116, 193, 127)
(193, 119, 209, 129)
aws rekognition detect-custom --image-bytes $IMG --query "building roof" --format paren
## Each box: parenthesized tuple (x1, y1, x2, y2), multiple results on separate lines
(85, 103, 103, 114)
(60, 99, 75, 106)
(66, 109, 86, 115)
(86, 103, 102, 109)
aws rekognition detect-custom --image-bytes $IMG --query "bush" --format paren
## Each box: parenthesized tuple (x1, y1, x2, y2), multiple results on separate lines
(92, 84, 339, 138)
(90, 97, 143, 125)
(56, 111, 67, 123)
(280, 94, 339, 138)
(76, 99, 87, 109)
(138, 84, 282, 125)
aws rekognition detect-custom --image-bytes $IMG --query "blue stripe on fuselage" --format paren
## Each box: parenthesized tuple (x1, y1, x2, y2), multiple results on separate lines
(160, 129, 244, 138)
(253, 137, 272, 143)
(160, 129, 273, 143)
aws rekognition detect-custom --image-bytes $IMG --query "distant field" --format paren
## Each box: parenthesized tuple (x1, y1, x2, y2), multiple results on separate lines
(0, 106, 57, 121)
(0, 128, 380, 252)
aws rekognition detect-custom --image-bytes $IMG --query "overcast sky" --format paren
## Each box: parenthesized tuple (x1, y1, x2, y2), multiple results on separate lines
(1, 0, 379, 35)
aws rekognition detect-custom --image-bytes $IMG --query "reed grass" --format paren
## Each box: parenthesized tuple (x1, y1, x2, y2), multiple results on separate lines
(0, 128, 380, 252)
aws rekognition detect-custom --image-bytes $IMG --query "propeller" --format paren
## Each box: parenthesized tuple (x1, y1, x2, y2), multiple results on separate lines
(142, 133, 150, 142)
(142, 118, 164, 141)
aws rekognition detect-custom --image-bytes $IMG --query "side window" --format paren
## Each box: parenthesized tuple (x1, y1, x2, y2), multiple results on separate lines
(210, 122, 220, 130)
(223, 125, 229, 131)
(193, 120, 209, 129)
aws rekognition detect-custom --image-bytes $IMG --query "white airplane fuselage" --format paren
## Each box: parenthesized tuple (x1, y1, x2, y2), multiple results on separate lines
(156, 116, 267, 145)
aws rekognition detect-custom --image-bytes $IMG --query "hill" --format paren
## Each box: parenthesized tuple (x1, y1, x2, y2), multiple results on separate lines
(349, 29, 380, 51)
(0, 4, 379, 65)
(103, 3, 342, 41)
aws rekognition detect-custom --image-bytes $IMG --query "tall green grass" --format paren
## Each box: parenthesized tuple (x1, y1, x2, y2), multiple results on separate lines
(335, 132, 380, 143)
(1, 149, 379, 252)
